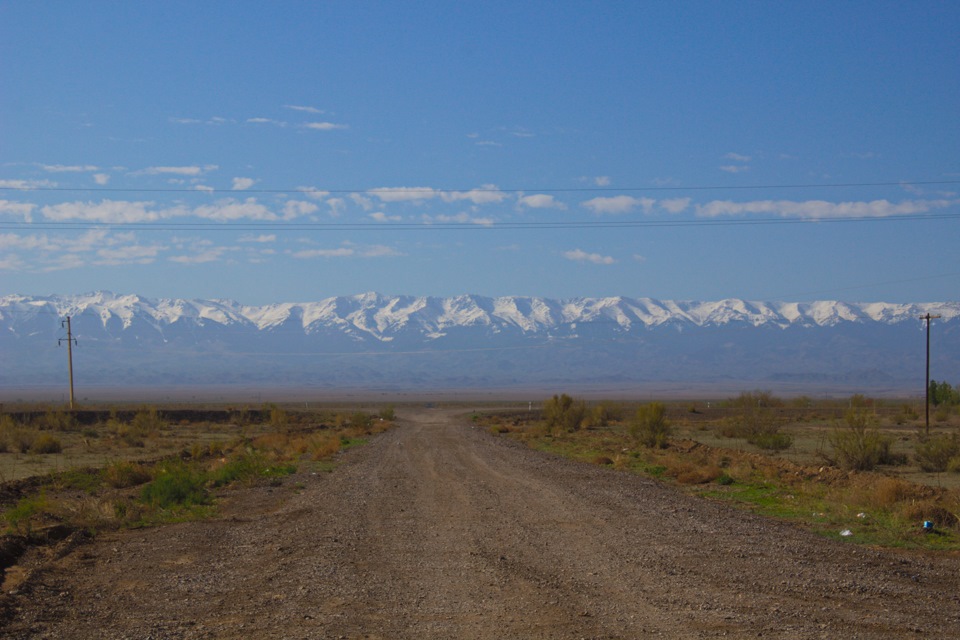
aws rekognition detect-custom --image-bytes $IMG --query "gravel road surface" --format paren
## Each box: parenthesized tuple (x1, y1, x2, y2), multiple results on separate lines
(3, 408, 960, 638)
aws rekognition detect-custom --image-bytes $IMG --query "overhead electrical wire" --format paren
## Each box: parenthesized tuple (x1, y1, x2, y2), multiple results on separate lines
(1, 212, 959, 233)
(3, 179, 960, 195)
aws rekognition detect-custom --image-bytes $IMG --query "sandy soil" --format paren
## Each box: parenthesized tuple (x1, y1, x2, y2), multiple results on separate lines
(3, 408, 960, 639)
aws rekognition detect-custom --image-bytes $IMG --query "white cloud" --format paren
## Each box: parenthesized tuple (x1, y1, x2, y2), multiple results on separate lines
(0, 200, 36, 218)
(441, 185, 506, 205)
(594, 176, 611, 186)
(563, 249, 616, 265)
(304, 121, 349, 131)
(232, 177, 256, 191)
(41, 200, 159, 223)
(0, 253, 26, 270)
(169, 246, 228, 264)
(351, 193, 374, 210)
(432, 213, 495, 226)
(369, 187, 438, 202)
(140, 165, 218, 176)
(247, 117, 287, 126)
(695, 198, 959, 219)
(95, 244, 164, 265)
(518, 194, 566, 209)
(193, 198, 275, 221)
(40, 164, 99, 172)
(326, 198, 347, 216)
(582, 195, 654, 215)
(282, 200, 319, 219)
(632, 254, 647, 263)
(724, 152, 751, 162)
(292, 247, 355, 259)
(285, 105, 325, 114)
(659, 198, 691, 214)
(359, 245, 403, 257)
(298, 187, 330, 201)
(0, 179, 55, 190)
(192, 185, 216, 193)
(719, 165, 750, 174)
(93, 173, 110, 185)
(369, 212, 402, 222)
(238, 234, 276, 243)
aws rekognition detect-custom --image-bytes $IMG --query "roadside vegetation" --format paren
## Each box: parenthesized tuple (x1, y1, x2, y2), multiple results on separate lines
(0, 403, 394, 573)
(479, 390, 960, 551)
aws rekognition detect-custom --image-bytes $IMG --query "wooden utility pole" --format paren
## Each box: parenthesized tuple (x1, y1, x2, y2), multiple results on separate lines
(59, 316, 76, 410)
(921, 313, 941, 436)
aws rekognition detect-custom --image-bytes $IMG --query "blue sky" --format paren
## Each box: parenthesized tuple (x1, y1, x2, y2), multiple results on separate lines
(2, 1, 958, 304)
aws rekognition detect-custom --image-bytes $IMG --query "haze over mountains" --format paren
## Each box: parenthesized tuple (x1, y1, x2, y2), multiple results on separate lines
(2, 292, 958, 397)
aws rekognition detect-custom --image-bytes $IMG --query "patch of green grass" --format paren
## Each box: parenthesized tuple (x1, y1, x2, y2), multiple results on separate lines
(210, 449, 296, 487)
(339, 436, 368, 450)
(4, 491, 51, 534)
(140, 461, 209, 509)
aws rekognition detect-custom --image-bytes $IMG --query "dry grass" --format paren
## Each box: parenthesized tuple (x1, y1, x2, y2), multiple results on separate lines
(480, 395, 960, 549)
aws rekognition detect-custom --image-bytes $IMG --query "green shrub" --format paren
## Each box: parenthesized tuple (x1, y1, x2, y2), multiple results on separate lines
(915, 434, 960, 473)
(749, 431, 794, 451)
(827, 410, 894, 471)
(140, 462, 208, 509)
(210, 449, 295, 487)
(543, 394, 587, 433)
(378, 406, 396, 421)
(630, 402, 671, 448)
(350, 411, 373, 430)
(4, 492, 50, 534)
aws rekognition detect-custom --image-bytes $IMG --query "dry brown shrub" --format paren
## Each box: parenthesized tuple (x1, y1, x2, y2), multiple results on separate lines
(898, 501, 960, 530)
(844, 475, 925, 510)
(592, 455, 614, 466)
(103, 461, 152, 488)
(308, 434, 341, 460)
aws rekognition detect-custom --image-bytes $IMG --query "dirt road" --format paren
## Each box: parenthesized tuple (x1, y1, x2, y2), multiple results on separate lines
(4, 409, 960, 638)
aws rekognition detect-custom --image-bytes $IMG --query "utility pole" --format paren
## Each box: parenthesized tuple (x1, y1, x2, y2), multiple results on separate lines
(921, 313, 941, 436)
(59, 316, 77, 410)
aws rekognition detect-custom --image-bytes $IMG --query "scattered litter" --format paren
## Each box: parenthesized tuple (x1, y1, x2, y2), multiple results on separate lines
(922, 521, 935, 533)
(856, 512, 867, 519)
(840, 529, 853, 537)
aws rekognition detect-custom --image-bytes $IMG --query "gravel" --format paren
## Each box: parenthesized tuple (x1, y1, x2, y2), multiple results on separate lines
(3, 408, 959, 639)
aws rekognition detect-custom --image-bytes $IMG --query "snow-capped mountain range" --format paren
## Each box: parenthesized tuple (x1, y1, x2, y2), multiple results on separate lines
(2, 292, 958, 394)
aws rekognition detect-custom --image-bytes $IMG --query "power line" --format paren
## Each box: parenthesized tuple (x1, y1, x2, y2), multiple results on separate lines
(3, 179, 960, 196)
(2, 212, 960, 233)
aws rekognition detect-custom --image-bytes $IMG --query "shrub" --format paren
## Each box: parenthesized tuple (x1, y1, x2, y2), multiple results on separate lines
(103, 461, 153, 488)
(726, 390, 782, 409)
(914, 434, 960, 473)
(378, 406, 396, 421)
(140, 462, 208, 509)
(131, 406, 165, 434)
(543, 394, 587, 433)
(38, 410, 77, 432)
(30, 434, 63, 454)
(749, 431, 794, 451)
(4, 492, 51, 534)
(350, 411, 373, 430)
(827, 409, 894, 471)
(267, 404, 288, 429)
(629, 402, 671, 448)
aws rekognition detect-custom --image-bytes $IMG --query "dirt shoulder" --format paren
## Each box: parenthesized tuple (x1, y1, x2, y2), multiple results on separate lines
(3, 408, 960, 639)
